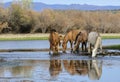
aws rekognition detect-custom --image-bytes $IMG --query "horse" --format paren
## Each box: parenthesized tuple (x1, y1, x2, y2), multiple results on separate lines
(49, 29, 61, 54)
(73, 30, 88, 53)
(62, 29, 81, 53)
(59, 34, 64, 46)
(88, 32, 102, 57)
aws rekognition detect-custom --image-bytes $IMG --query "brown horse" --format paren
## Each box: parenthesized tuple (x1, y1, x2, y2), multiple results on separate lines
(49, 29, 61, 54)
(62, 29, 81, 53)
(73, 30, 88, 53)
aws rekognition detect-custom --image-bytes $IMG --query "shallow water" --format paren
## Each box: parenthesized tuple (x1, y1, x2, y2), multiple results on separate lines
(0, 39, 119, 82)
(0, 39, 119, 49)
(0, 55, 120, 82)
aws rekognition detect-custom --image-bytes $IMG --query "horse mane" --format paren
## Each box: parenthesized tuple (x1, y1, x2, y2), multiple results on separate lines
(63, 31, 71, 44)
(74, 32, 81, 44)
(50, 29, 56, 33)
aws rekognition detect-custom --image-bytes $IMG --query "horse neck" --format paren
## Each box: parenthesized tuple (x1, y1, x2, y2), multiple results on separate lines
(74, 33, 80, 44)
(94, 36, 101, 49)
(63, 34, 69, 43)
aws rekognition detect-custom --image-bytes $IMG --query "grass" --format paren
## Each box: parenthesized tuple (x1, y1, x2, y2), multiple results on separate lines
(100, 33, 120, 39)
(0, 33, 49, 41)
(103, 44, 120, 50)
(0, 37, 48, 41)
(0, 33, 119, 41)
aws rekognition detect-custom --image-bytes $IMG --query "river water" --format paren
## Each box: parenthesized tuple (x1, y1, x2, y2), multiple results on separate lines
(0, 39, 119, 49)
(0, 39, 119, 82)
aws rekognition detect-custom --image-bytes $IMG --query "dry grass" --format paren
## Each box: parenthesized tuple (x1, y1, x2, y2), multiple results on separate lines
(0, 33, 49, 40)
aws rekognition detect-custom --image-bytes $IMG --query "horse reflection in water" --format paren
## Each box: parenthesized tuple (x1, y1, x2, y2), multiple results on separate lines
(49, 59, 103, 80)
(88, 60, 103, 80)
(63, 60, 88, 75)
(64, 60, 102, 80)
(49, 60, 62, 77)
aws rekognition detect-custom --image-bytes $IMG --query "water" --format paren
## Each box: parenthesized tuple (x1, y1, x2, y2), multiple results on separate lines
(0, 39, 119, 49)
(0, 39, 119, 82)
(0, 58, 120, 82)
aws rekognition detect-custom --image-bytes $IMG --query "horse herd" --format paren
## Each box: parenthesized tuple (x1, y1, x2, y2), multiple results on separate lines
(49, 29, 102, 58)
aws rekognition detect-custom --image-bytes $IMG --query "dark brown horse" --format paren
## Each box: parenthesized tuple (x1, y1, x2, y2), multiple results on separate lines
(49, 29, 61, 54)
(73, 30, 88, 52)
(62, 29, 81, 53)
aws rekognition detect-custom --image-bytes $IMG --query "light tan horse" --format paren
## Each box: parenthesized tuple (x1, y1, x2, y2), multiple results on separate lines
(88, 32, 102, 57)
(49, 29, 61, 54)
(62, 29, 81, 53)
(88, 60, 102, 80)
(73, 30, 88, 53)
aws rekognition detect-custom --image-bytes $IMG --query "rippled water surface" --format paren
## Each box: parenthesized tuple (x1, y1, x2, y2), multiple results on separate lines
(0, 39, 119, 82)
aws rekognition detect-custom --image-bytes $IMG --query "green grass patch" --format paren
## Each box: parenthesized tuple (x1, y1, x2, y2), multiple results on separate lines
(102, 36, 120, 39)
(103, 45, 120, 50)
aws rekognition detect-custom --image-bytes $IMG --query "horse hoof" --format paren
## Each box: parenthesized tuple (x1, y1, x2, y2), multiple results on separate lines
(63, 51, 66, 53)
(49, 52, 52, 55)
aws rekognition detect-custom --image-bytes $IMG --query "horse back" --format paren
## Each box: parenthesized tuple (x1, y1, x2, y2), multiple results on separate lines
(71, 29, 81, 41)
(88, 32, 99, 45)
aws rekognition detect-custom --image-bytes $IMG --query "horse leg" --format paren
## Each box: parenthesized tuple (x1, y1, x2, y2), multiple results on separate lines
(82, 42, 84, 52)
(76, 45, 79, 53)
(84, 42, 87, 52)
(73, 40, 80, 53)
(56, 42, 59, 52)
(88, 42, 91, 53)
(90, 44, 92, 54)
(88, 42, 92, 54)
(88, 42, 90, 53)
(99, 40, 102, 53)
(70, 41, 73, 53)
(49, 44, 52, 55)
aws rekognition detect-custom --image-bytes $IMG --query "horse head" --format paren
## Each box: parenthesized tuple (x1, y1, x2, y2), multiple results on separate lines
(62, 41, 67, 53)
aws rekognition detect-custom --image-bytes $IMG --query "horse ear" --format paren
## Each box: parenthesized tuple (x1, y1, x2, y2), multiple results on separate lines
(50, 29, 56, 33)
(78, 32, 81, 35)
